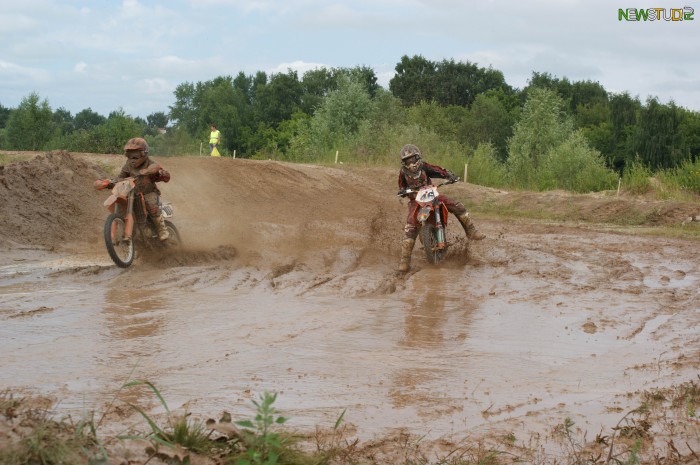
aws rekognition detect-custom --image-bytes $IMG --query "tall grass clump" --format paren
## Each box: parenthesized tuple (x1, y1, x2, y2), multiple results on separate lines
(466, 142, 507, 188)
(656, 157, 700, 197)
(120, 380, 216, 457)
(622, 158, 652, 194)
(0, 391, 105, 465)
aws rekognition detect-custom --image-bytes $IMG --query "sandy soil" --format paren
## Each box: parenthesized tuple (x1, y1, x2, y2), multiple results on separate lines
(1, 151, 699, 463)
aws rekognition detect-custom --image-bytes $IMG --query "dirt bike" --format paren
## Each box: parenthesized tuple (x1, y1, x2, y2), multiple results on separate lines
(95, 175, 180, 268)
(398, 179, 458, 265)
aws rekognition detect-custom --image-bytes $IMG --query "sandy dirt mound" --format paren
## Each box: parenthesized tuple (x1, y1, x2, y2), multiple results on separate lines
(0, 151, 109, 250)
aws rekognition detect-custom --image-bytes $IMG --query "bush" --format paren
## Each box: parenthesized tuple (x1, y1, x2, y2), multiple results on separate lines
(466, 142, 507, 187)
(622, 158, 652, 194)
(542, 131, 618, 193)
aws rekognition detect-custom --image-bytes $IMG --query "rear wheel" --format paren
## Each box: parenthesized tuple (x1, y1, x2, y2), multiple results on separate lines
(104, 213, 134, 268)
(420, 223, 447, 264)
(164, 220, 182, 248)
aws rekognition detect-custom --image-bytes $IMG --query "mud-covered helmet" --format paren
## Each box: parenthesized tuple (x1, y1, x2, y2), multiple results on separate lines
(400, 144, 423, 177)
(124, 137, 149, 153)
(124, 137, 149, 168)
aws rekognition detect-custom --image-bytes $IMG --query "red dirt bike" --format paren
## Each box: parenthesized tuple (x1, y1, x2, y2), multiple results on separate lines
(95, 175, 181, 268)
(398, 179, 458, 265)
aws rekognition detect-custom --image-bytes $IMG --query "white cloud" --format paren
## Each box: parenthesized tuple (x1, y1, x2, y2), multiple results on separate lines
(1, 0, 699, 116)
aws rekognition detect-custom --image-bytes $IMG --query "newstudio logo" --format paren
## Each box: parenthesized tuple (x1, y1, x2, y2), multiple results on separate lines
(619, 6, 694, 21)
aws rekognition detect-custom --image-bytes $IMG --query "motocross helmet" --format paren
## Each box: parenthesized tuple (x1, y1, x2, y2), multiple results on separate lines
(400, 144, 423, 178)
(124, 137, 149, 169)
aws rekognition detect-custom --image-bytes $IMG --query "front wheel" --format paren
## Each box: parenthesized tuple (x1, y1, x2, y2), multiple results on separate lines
(420, 223, 447, 264)
(104, 213, 134, 268)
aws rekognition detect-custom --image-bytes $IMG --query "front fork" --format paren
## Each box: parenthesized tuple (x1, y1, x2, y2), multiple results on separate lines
(110, 195, 135, 241)
(434, 208, 446, 249)
(422, 201, 446, 250)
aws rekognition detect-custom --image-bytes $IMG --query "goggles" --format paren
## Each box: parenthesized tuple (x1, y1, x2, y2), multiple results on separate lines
(402, 155, 419, 165)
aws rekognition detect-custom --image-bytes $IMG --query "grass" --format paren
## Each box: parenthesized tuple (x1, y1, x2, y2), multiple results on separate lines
(1, 378, 699, 465)
(0, 152, 34, 165)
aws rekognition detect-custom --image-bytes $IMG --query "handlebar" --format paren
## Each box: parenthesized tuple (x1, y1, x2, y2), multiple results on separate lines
(397, 177, 460, 197)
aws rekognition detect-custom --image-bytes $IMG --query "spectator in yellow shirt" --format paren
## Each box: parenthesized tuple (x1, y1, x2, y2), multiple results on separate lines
(209, 124, 221, 156)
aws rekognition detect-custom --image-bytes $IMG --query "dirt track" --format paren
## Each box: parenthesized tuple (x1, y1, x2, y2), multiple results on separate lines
(1, 151, 699, 459)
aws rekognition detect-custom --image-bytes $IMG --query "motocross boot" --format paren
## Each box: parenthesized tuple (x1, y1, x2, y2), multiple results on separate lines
(154, 214, 170, 241)
(398, 238, 415, 272)
(457, 213, 485, 241)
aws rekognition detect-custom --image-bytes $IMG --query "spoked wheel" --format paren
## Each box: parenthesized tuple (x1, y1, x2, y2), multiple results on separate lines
(419, 223, 447, 264)
(104, 213, 135, 268)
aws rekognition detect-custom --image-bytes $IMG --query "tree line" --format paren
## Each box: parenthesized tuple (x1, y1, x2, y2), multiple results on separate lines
(1, 55, 699, 192)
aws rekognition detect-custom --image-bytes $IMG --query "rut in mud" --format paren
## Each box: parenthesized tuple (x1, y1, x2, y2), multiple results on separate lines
(0, 151, 699, 461)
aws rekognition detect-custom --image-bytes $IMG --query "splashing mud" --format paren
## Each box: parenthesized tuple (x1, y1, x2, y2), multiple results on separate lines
(1, 151, 699, 456)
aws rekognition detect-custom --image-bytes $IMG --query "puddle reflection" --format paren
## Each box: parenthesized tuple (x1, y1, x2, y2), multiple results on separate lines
(400, 272, 447, 348)
(102, 287, 168, 362)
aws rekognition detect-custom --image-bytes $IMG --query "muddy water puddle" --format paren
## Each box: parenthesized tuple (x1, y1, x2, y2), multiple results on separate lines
(1, 244, 698, 443)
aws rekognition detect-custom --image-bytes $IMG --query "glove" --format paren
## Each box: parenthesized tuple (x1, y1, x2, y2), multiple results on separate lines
(94, 179, 110, 190)
(155, 169, 171, 183)
(447, 173, 459, 183)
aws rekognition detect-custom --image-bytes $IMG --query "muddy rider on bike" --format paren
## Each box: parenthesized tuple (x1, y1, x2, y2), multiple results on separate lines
(96, 137, 171, 241)
(397, 143, 485, 272)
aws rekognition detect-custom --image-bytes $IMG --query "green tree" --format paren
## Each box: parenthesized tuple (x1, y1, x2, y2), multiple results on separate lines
(253, 70, 303, 126)
(433, 59, 510, 107)
(343, 65, 380, 98)
(74, 108, 106, 130)
(608, 92, 640, 170)
(523, 71, 573, 106)
(169, 81, 197, 133)
(146, 112, 168, 129)
(507, 88, 573, 186)
(390, 56, 511, 107)
(4, 92, 54, 150)
(406, 101, 462, 141)
(678, 108, 700, 162)
(53, 107, 75, 136)
(389, 54, 437, 106)
(0, 102, 12, 128)
(459, 92, 516, 161)
(311, 75, 374, 148)
(633, 98, 684, 170)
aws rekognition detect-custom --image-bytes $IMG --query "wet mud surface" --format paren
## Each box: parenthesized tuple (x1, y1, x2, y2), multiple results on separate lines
(1, 151, 699, 453)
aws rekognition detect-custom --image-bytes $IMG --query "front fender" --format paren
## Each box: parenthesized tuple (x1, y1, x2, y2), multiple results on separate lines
(417, 205, 432, 223)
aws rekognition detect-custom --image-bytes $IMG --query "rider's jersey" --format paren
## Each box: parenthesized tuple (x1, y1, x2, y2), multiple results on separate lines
(398, 161, 453, 199)
(115, 158, 162, 195)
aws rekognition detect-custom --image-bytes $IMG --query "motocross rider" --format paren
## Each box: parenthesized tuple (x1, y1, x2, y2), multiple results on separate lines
(96, 137, 171, 241)
(397, 143, 485, 272)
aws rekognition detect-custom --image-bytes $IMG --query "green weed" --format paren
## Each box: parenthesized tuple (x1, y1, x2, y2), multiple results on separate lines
(119, 379, 218, 460)
(234, 391, 288, 465)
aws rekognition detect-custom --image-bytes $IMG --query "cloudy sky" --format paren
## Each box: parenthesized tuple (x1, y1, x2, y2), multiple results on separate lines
(2, 0, 699, 119)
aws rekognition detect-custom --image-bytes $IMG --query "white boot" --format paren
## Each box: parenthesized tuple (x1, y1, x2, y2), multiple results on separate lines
(398, 238, 415, 272)
(154, 214, 170, 241)
(457, 213, 485, 240)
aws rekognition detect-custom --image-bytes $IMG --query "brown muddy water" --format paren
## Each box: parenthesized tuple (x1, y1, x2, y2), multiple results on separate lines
(2, 228, 698, 446)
